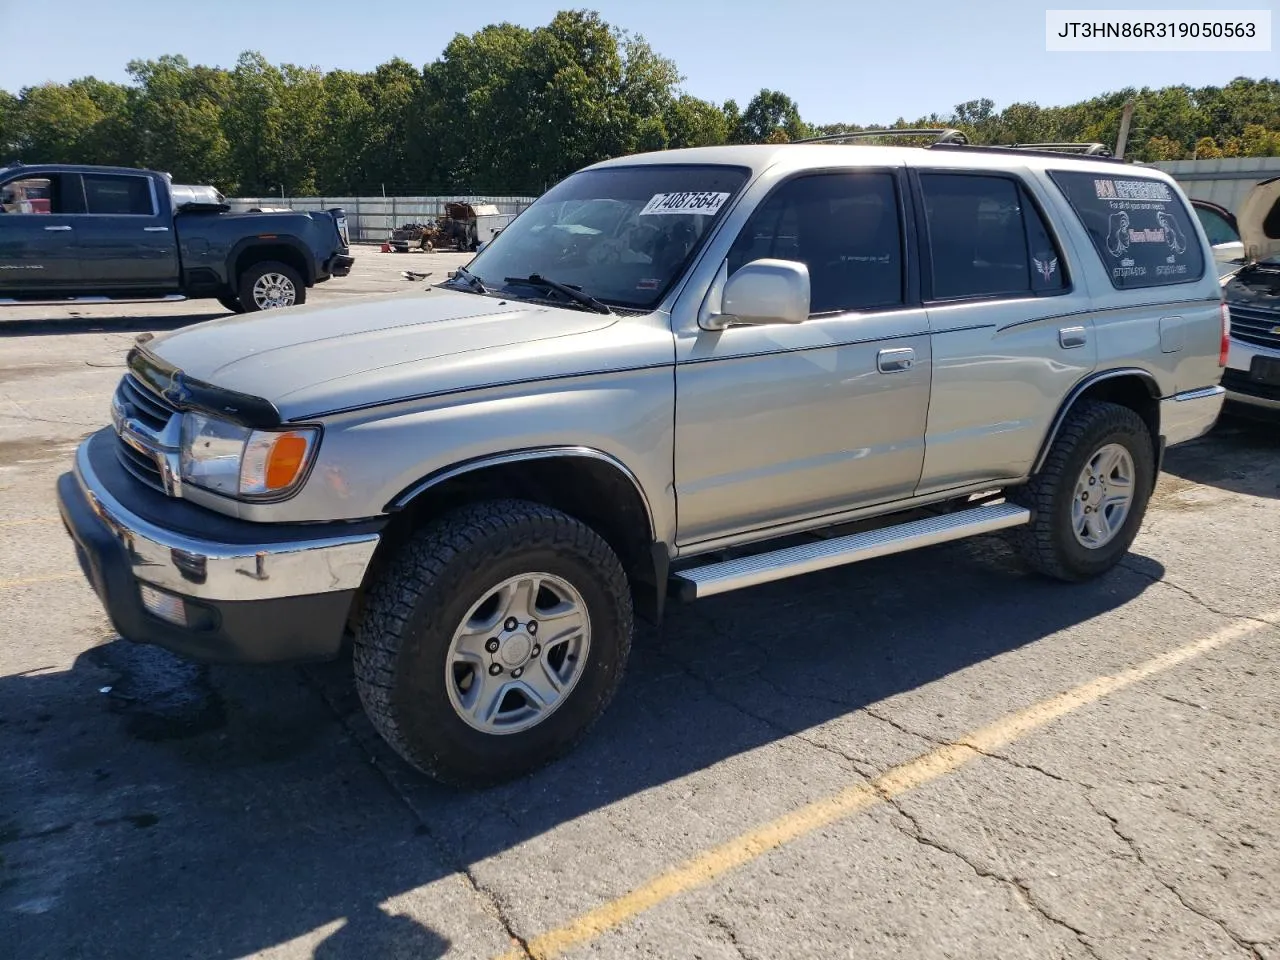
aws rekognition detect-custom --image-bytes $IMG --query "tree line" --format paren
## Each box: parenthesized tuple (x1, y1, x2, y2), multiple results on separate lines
(1, 9, 1277, 198)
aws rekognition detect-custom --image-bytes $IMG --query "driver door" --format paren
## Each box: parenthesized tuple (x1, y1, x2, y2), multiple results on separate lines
(672, 169, 933, 547)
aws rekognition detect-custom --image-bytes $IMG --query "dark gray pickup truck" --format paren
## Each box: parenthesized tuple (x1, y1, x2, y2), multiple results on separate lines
(0, 162, 353, 313)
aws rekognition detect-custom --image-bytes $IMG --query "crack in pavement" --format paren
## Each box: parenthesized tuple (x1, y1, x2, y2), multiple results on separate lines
(297, 668, 536, 960)
(881, 796, 1102, 959)
(1085, 793, 1266, 960)
(1120, 562, 1280, 630)
(1154, 692, 1279, 732)
(707, 912, 765, 960)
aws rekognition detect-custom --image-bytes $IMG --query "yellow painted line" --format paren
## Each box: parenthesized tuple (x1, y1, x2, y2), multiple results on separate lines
(0, 517, 59, 528)
(0, 572, 80, 589)
(497, 608, 1280, 960)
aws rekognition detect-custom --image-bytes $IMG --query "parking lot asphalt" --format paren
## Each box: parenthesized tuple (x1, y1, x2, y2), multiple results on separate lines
(1, 249, 1277, 960)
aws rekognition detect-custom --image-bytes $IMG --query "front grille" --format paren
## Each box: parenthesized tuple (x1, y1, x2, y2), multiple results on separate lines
(117, 373, 178, 431)
(112, 373, 179, 494)
(1227, 304, 1280, 350)
(116, 439, 167, 490)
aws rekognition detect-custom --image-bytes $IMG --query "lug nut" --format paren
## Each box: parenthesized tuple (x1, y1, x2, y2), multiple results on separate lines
(512, 668, 523, 678)
(1089, 477, 1097, 485)
(527, 622, 538, 635)
(488, 663, 502, 676)
(504, 617, 518, 631)
(531, 645, 541, 658)
(486, 638, 500, 653)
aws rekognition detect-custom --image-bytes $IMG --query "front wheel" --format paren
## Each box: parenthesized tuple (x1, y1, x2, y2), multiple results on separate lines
(1007, 399, 1155, 581)
(238, 260, 306, 312)
(216, 294, 246, 314)
(352, 499, 634, 787)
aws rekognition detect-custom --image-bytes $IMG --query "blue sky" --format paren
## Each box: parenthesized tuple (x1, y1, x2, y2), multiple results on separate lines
(1, 0, 1275, 124)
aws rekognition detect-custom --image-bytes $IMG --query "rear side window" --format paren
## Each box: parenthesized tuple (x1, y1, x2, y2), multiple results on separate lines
(918, 173, 1068, 301)
(1048, 170, 1205, 289)
(83, 174, 156, 216)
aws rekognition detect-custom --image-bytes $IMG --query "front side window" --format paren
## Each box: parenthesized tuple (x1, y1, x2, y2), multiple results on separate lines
(727, 171, 905, 314)
(461, 164, 750, 310)
(1049, 169, 1205, 290)
(919, 173, 1068, 301)
(83, 174, 156, 216)
(1194, 204, 1239, 246)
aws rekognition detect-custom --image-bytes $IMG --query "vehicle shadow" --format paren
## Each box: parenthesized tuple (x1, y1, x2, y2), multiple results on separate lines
(1160, 413, 1280, 500)
(0, 312, 228, 338)
(1, 532, 1162, 959)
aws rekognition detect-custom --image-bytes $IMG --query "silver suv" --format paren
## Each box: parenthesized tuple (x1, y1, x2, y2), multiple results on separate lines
(57, 133, 1228, 786)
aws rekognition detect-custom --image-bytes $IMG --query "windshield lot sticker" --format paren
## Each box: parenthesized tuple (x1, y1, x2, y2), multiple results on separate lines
(639, 192, 730, 216)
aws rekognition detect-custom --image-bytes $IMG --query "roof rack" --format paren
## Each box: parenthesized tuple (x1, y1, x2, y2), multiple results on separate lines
(1008, 141, 1113, 157)
(926, 141, 1129, 165)
(793, 128, 970, 146)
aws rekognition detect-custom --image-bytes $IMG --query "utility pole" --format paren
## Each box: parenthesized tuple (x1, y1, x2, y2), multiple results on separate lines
(1115, 100, 1136, 159)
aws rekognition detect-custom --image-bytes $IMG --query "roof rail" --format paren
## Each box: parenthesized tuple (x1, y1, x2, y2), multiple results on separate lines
(1009, 141, 1113, 157)
(793, 128, 970, 146)
(926, 142, 1129, 165)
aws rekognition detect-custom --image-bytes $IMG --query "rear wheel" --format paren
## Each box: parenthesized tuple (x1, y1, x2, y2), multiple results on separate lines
(1007, 399, 1155, 581)
(352, 499, 634, 787)
(238, 260, 306, 312)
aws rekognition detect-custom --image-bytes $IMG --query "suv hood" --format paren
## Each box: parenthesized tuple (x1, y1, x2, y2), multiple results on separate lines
(1237, 176, 1280, 263)
(141, 286, 619, 419)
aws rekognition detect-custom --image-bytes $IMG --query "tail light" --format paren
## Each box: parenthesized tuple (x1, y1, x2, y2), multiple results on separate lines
(1219, 302, 1231, 367)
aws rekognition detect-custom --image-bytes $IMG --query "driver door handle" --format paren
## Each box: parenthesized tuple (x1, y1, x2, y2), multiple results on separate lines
(44, 225, 72, 232)
(877, 347, 915, 373)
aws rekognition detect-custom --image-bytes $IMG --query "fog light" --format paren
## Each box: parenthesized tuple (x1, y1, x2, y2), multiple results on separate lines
(139, 584, 188, 627)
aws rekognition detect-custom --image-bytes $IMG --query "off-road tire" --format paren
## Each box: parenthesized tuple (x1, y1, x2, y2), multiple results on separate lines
(352, 499, 634, 787)
(1007, 399, 1155, 582)
(237, 260, 306, 312)
(216, 294, 246, 314)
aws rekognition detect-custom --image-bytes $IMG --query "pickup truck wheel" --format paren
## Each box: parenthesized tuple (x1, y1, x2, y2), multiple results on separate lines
(1008, 399, 1154, 582)
(217, 295, 247, 314)
(352, 499, 634, 787)
(239, 261, 306, 311)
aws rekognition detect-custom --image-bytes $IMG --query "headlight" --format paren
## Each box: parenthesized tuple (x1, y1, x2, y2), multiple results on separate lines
(179, 412, 319, 499)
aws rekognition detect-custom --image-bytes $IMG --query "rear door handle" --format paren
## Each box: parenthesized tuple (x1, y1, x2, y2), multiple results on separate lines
(877, 347, 915, 373)
(1058, 325, 1087, 349)
(44, 225, 72, 232)
(143, 226, 169, 232)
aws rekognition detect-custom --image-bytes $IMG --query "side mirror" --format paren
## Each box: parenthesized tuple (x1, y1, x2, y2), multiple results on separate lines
(703, 258, 810, 331)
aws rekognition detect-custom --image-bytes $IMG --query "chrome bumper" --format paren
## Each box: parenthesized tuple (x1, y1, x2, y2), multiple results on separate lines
(73, 439, 379, 603)
(1160, 385, 1226, 446)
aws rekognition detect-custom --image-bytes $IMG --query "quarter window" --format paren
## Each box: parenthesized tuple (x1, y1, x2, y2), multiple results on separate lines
(1049, 169, 1205, 290)
(919, 173, 1067, 301)
(0, 177, 54, 214)
(83, 174, 155, 216)
(728, 172, 905, 314)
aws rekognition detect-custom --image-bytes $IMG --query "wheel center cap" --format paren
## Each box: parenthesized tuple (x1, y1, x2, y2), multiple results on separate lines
(500, 633, 532, 667)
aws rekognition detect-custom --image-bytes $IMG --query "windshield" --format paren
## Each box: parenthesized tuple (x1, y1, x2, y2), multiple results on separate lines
(458, 164, 751, 310)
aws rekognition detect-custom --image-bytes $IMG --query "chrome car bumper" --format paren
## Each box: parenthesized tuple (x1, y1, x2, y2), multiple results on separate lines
(56, 428, 384, 664)
(1222, 338, 1280, 413)
(1159, 385, 1227, 446)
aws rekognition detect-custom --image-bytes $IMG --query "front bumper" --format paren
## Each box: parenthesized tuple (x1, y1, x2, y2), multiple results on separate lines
(1159, 384, 1227, 446)
(1222, 337, 1280, 414)
(56, 428, 384, 665)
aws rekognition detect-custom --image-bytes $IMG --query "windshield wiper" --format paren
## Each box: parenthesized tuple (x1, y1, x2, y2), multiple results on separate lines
(502, 274, 612, 314)
(448, 265, 488, 294)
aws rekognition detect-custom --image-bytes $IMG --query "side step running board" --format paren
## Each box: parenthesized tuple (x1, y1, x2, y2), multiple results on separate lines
(671, 502, 1031, 601)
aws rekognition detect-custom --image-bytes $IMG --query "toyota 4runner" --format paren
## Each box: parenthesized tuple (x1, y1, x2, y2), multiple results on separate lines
(56, 133, 1228, 786)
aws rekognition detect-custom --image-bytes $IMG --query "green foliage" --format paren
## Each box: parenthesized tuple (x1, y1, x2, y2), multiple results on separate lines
(1, 10, 1277, 195)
